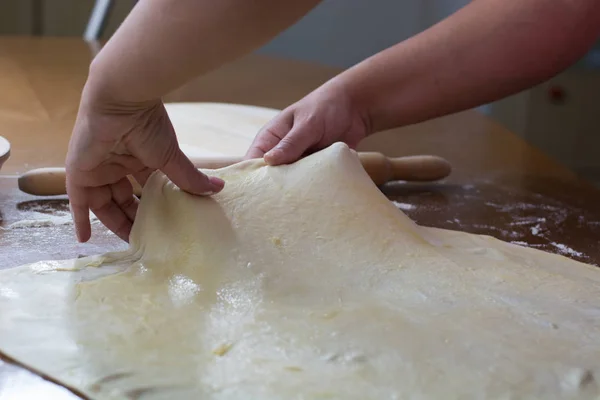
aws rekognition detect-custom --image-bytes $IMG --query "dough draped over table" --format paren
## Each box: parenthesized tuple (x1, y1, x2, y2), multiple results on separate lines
(1, 143, 599, 399)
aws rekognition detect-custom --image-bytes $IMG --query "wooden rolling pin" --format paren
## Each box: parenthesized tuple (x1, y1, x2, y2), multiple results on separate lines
(17, 153, 451, 196)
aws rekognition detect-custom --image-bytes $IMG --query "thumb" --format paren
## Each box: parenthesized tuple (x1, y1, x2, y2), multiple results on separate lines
(161, 146, 224, 195)
(264, 122, 318, 166)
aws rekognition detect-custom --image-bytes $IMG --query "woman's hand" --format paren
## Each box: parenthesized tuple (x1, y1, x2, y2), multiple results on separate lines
(245, 83, 372, 165)
(65, 91, 224, 243)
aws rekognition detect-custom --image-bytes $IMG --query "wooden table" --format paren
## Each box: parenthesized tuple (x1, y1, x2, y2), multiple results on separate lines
(1, 37, 599, 399)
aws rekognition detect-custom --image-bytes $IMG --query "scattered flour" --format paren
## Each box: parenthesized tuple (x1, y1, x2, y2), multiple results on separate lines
(549, 243, 585, 258)
(509, 241, 543, 249)
(485, 201, 561, 214)
(472, 224, 520, 239)
(392, 201, 416, 211)
(530, 224, 542, 236)
(510, 241, 528, 247)
(510, 217, 547, 226)
(2, 211, 99, 230)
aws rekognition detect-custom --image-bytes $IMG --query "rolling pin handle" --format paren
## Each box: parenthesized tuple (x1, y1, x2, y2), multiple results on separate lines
(388, 155, 451, 182)
(357, 152, 391, 186)
(18, 167, 67, 197)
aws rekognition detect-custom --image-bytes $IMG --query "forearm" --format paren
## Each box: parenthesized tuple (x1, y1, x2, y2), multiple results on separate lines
(333, 0, 600, 132)
(85, 0, 321, 105)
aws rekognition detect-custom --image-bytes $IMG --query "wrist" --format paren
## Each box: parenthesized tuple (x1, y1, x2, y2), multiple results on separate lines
(324, 75, 375, 138)
(329, 60, 400, 136)
(81, 57, 159, 113)
(80, 78, 159, 117)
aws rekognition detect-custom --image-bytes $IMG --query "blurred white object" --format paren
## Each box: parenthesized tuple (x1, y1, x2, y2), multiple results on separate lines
(84, 0, 114, 41)
(0, 136, 10, 172)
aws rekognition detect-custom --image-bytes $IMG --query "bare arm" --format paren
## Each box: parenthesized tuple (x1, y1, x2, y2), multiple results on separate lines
(85, 0, 322, 104)
(67, 0, 322, 242)
(330, 0, 600, 132)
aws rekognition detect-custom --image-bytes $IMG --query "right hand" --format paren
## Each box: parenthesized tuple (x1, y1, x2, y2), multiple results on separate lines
(66, 91, 224, 243)
(245, 83, 372, 165)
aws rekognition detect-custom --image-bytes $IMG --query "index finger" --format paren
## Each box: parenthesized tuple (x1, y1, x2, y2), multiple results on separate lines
(66, 183, 92, 243)
(245, 112, 294, 160)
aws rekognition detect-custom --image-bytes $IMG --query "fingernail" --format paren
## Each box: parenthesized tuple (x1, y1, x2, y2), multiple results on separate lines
(209, 176, 225, 190)
(264, 149, 282, 164)
(265, 148, 279, 157)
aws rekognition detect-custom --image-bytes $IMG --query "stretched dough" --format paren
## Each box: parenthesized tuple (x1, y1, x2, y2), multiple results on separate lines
(1, 143, 599, 399)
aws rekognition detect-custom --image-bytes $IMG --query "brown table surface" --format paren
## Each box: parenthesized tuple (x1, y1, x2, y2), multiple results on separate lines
(1, 37, 599, 399)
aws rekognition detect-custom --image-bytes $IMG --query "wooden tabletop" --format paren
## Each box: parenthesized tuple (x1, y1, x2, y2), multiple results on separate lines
(1, 36, 599, 399)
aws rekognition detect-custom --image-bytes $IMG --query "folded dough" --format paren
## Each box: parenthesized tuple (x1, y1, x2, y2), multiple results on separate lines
(1, 143, 599, 399)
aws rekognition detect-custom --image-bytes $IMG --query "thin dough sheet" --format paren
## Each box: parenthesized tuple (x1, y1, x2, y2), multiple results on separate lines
(1, 143, 599, 399)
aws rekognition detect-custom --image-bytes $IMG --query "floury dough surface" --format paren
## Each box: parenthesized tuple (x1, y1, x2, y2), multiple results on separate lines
(1, 210, 99, 230)
(0, 143, 599, 399)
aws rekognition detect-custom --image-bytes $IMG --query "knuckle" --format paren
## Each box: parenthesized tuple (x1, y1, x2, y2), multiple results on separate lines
(303, 113, 319, 125)
(260, 110, 294, 137)
(261, 125, 286, 141)
(118, 194, 136, 210)
(277, 137, 296, 151)
(153, 139, 180, 170)
(87, 188, 112, 212)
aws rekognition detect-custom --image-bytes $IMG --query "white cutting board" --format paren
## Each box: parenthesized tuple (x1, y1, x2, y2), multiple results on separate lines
(164, 102, 280, 158)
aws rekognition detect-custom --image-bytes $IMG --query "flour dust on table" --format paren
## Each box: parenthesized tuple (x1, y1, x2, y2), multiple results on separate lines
(2, 210, 99, 230)
(390, 179, 600, 265)
(0, 143, 599, 399)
